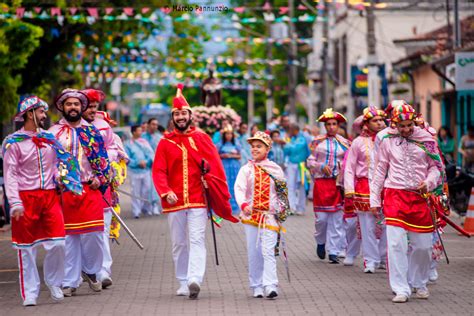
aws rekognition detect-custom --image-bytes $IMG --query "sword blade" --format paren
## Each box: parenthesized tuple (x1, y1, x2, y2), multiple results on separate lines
(116, 188, 152, 203)
(102, 196, 145, 250)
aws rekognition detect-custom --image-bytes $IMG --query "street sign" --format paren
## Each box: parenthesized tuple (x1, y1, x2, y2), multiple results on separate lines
(455, 52, 474, 91)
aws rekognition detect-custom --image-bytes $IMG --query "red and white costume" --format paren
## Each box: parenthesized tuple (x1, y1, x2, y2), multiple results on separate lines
(307, 109, 350, 258)
(370, 118, 441, 297)
(235, 151, 284, 295)
(152, 85, 236, 293)
(3, 128, 65, 303)
(50, 109, 105, 289)
(344, 109, 387, 270)
(82, 89, 120, 285)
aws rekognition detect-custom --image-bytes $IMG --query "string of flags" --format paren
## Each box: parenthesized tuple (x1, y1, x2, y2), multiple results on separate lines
(0, 6, 318, 24)
(66, 46, 304, 67)
(85, 72, 267, 91)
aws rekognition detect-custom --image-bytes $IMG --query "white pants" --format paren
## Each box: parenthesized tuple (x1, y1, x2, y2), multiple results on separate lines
(314, 211, 344, 256)
(130, 172, 152, 217)
(344, 217, 361, 259)
(286, 163, 306, 213)
(17, 240, 65, 301)
(358, 212, 387, 268)
(245, 225, 278, 290)
(387, 225, 432, 296)
(98, 211, 113, 281)
(63, 232, 104, 288)
(168, 208, 207, 286)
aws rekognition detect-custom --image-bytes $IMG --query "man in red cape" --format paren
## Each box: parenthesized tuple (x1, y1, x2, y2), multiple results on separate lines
(152, 84, 238, 300)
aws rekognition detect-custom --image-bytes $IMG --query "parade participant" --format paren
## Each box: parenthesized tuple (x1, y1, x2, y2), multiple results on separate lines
(218, 125, 241, 214)
(344, 107, 387, 272)
(237, 122, 251, 166)
(49, 89, 111, 296)
(124, 125, 154, 218)
(3, 96, 82, 306)
(81, 89, 119, 288)
(142, 118, 163, 152)
(153, 84, 238, 300)
(95, 111, 129, 246)
(268, 130, 285, 169)
(283, 123, 310, 215)
(234, 131, 288, 299)
(370, 104, 443, 303)
(142, 117, 163, 216)
(307, 108, 350, 264)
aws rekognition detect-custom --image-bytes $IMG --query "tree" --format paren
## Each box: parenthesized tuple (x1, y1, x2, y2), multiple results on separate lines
(0, 19, 43, 122)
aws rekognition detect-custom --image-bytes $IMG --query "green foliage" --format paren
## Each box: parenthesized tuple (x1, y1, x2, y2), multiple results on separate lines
(0, 19, 43, 121)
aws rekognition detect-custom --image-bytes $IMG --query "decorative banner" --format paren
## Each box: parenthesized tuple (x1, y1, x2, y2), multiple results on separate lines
(69, 46, 303, 67)
(0, 7, 317, 24)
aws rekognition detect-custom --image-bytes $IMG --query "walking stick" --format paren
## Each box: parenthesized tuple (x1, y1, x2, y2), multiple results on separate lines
(425, 194, 449, 264)
(201, 160, 219, 266)
(102, 196, 145, 250)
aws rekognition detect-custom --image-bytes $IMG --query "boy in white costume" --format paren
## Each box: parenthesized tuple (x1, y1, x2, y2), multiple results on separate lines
(235, 131, 288, 299)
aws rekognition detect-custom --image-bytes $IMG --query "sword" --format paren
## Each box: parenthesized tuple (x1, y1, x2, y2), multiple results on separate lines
(424, 193, 449, 264)
(116, 188, 153, 203)
(201, 160, 219, 266)
(101, 196, 145, 250)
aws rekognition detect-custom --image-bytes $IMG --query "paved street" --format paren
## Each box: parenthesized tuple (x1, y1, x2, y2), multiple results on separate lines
(1, 182, 473, 315)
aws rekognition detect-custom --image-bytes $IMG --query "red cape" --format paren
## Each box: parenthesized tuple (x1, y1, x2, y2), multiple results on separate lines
(153, 127, 238, 223)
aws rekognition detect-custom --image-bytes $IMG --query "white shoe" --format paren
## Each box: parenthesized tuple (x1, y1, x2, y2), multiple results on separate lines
(188, 281, 201, 300)
(253, 287, 264, 298)
(378, 262, 387, 270)
(22, 298, 37, 306)
(338, 250, 346, 259)
(392, 294, 409, 303)
(343, 257, 354, 266)
(176, 284, 189, 296)
(429, 269, 438, 283)
(415, 288, 429, 299)
(47, 285, 64, 302)
(152, 205, 161, 215)
(364, 267, 375, 274)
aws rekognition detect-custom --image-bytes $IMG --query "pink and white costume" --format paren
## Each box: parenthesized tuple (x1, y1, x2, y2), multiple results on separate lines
(91, 117, 119, 283)
(344, 132, 386, 270)
(3, 128, 65, 304)
(49, 118, 105, 289)
(307, 135, 350, 257)
(370, 126, 441, 297)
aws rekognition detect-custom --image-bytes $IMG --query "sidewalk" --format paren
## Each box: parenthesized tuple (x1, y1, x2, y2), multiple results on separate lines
(0, 185, 473, 315)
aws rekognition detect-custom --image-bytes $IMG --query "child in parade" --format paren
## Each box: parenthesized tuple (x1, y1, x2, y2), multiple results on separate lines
(235, 131, 289, 299)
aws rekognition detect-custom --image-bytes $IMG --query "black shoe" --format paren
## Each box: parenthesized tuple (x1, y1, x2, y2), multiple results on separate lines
(266, 291, 278, 299)
(316, 244, 326, 260)
(329, 254, 339, 264)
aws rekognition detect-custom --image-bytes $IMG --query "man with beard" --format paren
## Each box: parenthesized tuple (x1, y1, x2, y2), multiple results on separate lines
(152, 84, 238, 299)
(81, 89, 119, 288)
(2, 96, 82, 306)
(49, 89, 111, 297)
(344, 107, 387, 272)
(370, 104, 443, 303)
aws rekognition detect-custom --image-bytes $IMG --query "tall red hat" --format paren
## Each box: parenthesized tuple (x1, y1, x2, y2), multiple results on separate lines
(82, 89, 106, 105)
(172, 83, 192, 113)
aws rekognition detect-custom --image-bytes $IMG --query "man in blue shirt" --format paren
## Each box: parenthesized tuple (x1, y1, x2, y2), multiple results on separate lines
(141, 118, 163, 215)
(125, 125, 154, 218)
(283, 123, 310, 215)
